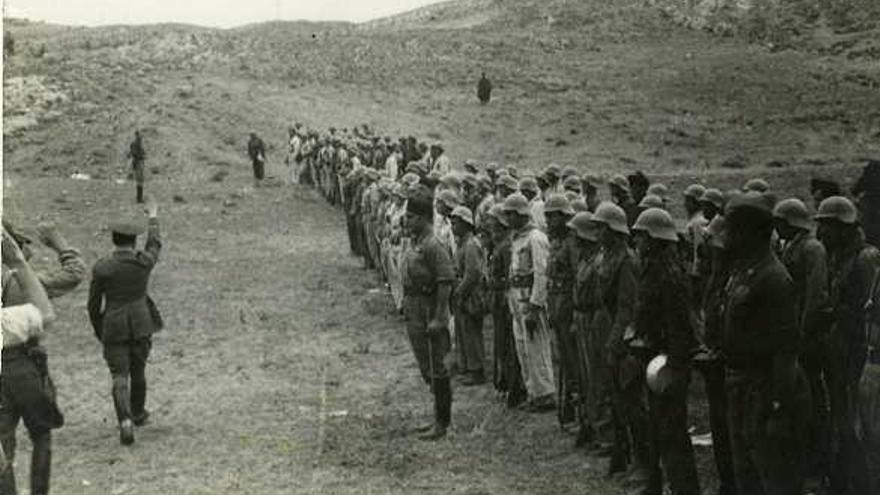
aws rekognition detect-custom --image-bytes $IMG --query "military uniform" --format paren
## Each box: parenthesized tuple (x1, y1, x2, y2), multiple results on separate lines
(453, 232, 486, 381)
(547, 229, 579, 424)
(488, 231, 524, 403)
(572, 242, 602, 444)
(87, 218, 163, 434)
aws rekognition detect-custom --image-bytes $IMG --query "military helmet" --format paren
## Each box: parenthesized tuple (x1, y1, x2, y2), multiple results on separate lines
(544, 192, 575, 215)
(505, 165, 519, 179)
(684, 184, 706, 200)
(502, 192, 531, 216)
(700, 188, 725, 209)
(463, 159, 479, 173)
(646, 354, 674, 394)
(462, 172, 479, 187)
(477, 174, 493, 191)
(451, 206, 475, 226)
(572, 197, 589, 213)
(646, 183, 668, 200)
(609, 174, 630, 193)
(440, 172, 462, 190)
(638, 194, 665, 210)
(498, 174, 519, 191)
(591, 201, 630, 235)
(633, 208, 679, 242)
(815, 196, 858, 224)
(773, 198, 813, 230)
(487, 203, 509, 226)
(563, 175, 582, 192)
(743, 178, 770, 193)
(583, 174, 604, 189)
(485, 162, 499, 173)
(566, 211, 598, 242)
(543, 163, 562, 179)
(437, 189, 461, 209)
(401, 172, 420, 187)
(561, 165, 579, 179)
(518, 176, 540, 194)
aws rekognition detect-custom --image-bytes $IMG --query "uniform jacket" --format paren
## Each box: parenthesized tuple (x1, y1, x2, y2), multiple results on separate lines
(779, 231, 829, 337)
(595, 242, 639, 357)
(828, 236, 879, 360)
(454, 233, 486, 315)
(509, 224, 550, 308)
(88, 218, 163, 344)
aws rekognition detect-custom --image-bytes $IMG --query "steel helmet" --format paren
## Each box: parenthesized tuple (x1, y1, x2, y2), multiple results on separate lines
(502, 192, 531, 216)
(706, 215, 727, 248)
(815, 196, 858, 224)
(505, 165, 519, 178)
(518, 176, 540, 194)
(646, 183, 669, 200)
(440, 172, 462, 190)
(463, 159, 479, 173)
(485, 162, 499, 173)
(638, 194, 665, 210)
(451, 205, 475, 226)
(566, 211, 598, 242)
(646, 354, 674, 394)
(700, 188, 725, 209)
(477, 174, 493, 191)
(633, 208, 679, 242)
(437, 189, 461, 209)
(561, 165, 579, 179)
(544, 192, 575, 215)
(487, 203, 509, 226)
(543, 163, 562, 179)
(591, 201, 630, 235)
(773, 198, 813, 231)
(683, 184, 706, 200)
(401, 172, 420, 187)
(609, 174, 630, 193)
(462, 172, 479, 187)
(743, 178, 770, 193)
(563, 175, 582, 192)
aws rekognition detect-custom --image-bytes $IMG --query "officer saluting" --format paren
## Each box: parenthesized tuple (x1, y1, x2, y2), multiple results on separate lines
(88, 196, 163, 446)
(403, 186, 455, 440)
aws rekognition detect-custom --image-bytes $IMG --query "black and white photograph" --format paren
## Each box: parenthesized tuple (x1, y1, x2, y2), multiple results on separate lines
(1, 0, 879, 493)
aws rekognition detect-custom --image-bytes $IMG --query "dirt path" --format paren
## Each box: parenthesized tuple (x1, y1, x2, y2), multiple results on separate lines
(6, 177, 637, 494)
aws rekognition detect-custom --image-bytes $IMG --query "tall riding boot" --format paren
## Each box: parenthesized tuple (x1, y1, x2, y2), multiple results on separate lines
(136, 185, 144, 204)
(420, 377, 451, 441)
(0, 432, 18, 494)
(29, 431, 51, 495)
(131, 371, 148, 425)
(112, 375, 135, 445)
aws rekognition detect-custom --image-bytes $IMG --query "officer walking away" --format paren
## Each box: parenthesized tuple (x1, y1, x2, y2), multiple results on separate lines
(1, 229, 59, 495)
(88, 196, 164, 446)
(477, 72, 492, 104)
(247, 132, 267, 186)
(721, 191, 805, 495)
(402, 186, 455, 440)
(127, 130, 147, 203)
(815, 196, 876, 495)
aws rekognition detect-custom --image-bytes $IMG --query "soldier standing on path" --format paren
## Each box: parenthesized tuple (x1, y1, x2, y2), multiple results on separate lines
(451, 206, 487, 386)
(402, 186, 455, 441)
(815, 196, 876, 495)
(504, 193, 556, 412)
(721, 191, 805, 495)
(128, 131, 146, 203)
(88, 196, 164, 446)
(247, 132, 266, 187)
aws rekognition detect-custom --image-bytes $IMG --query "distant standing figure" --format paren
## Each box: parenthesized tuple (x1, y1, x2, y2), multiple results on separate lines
(247, 132, 266, 185)
(128, 131, 146, 204)
(477, 72, 492, 104)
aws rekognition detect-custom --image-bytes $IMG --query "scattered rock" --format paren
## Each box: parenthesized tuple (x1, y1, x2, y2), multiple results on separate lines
(172, 194, 186, 203)
(210, 170, 228, 182)
(720, 155, 748, 169)
(555, 139, 568, 147)
(765, 160, 789, 168)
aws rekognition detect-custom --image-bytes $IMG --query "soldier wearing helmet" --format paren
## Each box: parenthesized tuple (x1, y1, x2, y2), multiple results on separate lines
(517, 176, 546, 231)
(450, 206, 487, 386)
(485, 204, 527, 406)
(589, 201, 640, 475)
(630, 208, 701, 495)
(544, 193, 579, 426)
(699, 188, 724, 222)
(543, 164, 562, 196)
(721, 191, 804, 495)
(496, 174, 519, 202)
(582, 175, 603, 213)
(503, 193, 556, 412)
(773, 198, 832, 487)
(815, 195, 877, 494)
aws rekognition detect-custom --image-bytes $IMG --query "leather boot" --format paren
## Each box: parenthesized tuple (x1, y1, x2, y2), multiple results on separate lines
(136, 185, 144, 203)
(30, 432, 51, 495)
(131, 373, 147, 425)
(112, 375, 135, 445)
(420, 378, 451, 441)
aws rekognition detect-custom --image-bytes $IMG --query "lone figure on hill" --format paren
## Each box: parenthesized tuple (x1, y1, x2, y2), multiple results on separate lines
(247, 132, 266, 186)
(127, 131, 146, 203)
(477, 72, 492, 104)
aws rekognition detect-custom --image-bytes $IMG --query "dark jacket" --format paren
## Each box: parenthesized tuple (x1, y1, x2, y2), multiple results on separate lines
(129, 137, 145, 163)
(247, 136, 265, 161)
(88, 218, 163, 344)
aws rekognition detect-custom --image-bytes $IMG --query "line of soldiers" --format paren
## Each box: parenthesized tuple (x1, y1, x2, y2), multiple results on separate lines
(295, 124, 879, 495)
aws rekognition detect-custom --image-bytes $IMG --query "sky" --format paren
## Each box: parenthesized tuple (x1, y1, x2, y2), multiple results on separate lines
(3, 0, 442, 27)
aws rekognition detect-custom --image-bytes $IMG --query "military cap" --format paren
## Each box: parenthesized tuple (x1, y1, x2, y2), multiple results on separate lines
(725, 190, 774, 219)
(498, 175, 519, 191)
(450, 206, 475, 226)
(406, 186, 435, 217)
(700, 188, 725, 209)
(109, 220, 146, 236)
(462, 172, 479, 187)
(463, 159, 479, 174)
(646, 183, 669, 200)
(572, 197, 589, 213)
(566, 211, 598, 241)
(543, 163, 562, 179)
(437, 189, 461, 209)
(773, 198, 813, 230)
(502, 192, 531, 216)
(561, 165, 579, 179)
(815, 196, 858, 224)
(544, 192, 575, 215)
(633, 208, 679, 242)
(609, 174, 630, 192)
(518, 176, 540, 194)
(563, 175, 582, 192)
(638, 194, 665, 210)
(487, 203, 509, 226)
(684, 184, 706, 200)
(743, 178, 770, 193)
(591, 201, 630, 235)
(440, 172, 462, 190)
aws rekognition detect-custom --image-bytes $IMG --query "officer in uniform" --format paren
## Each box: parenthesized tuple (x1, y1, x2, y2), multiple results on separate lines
(773, 198, 831, 487)
(815, 196, 876, 495)
(451, 206, 487, 386)
(721, 191, 804, 495)
(544, 193, 579, 425)
(402, 186, 455, 441)
(631, 208, 701, 495)
(88, 197, 163, 446)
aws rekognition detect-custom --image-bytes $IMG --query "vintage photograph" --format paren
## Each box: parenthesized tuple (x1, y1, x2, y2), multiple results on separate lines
(1, 0, 879, 493)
